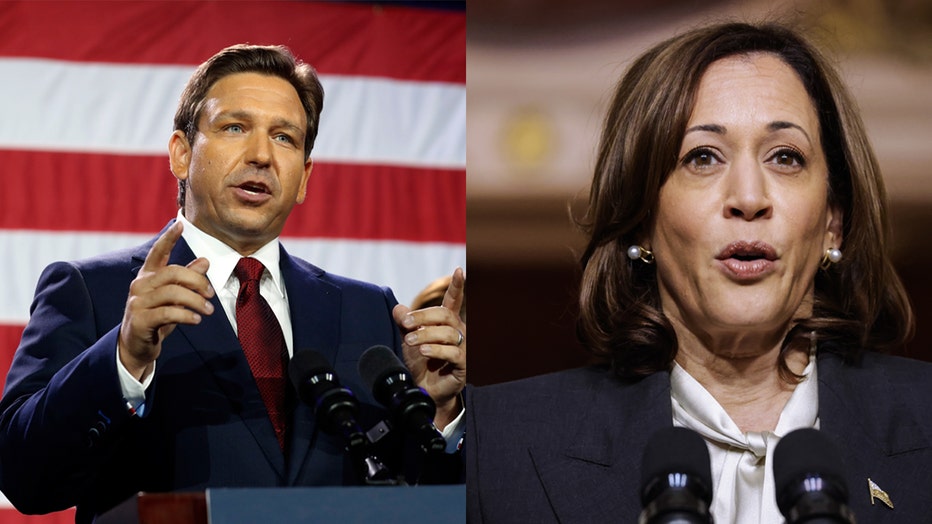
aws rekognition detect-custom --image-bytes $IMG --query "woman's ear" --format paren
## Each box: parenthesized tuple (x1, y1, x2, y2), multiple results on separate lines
(827, 203, 844, 248)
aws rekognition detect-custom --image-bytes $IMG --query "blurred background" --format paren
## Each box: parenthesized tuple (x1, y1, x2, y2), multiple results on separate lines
(467, 0, 932, 386)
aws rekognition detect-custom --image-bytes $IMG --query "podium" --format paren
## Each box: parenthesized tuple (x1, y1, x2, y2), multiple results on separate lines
(97, 486, 465, 524)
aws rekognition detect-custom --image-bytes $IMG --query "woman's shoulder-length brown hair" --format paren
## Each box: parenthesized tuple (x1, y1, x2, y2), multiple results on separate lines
(576, 21, 914, 378)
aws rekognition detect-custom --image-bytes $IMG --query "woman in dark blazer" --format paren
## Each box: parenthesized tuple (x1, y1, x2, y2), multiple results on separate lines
(467, 22, 932, 523)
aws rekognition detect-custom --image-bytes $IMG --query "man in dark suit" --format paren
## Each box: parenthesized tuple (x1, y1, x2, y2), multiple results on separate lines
(0, 44, 466, 523)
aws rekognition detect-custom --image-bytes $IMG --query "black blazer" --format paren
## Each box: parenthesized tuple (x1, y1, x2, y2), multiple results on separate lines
(0, 223, 406, 522)
(466, 351, 932, 523)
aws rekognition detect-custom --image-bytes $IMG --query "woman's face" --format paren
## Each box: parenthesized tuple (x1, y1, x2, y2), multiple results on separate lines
(648, 53, 842, 345)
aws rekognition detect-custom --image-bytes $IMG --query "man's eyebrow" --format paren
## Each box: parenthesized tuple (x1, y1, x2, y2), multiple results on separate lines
(272, 119, 305, 137)
(214, 110, 252, 122)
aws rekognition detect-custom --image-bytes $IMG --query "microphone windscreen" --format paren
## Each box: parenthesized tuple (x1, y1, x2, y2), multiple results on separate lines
(288, 349, 334, 390)
(773, 428, 848, 514)
(640, 427, 713, 505)
(358, 345, 407, 392)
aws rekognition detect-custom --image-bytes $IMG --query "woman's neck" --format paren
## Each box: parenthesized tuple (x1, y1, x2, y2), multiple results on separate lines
(673, 327, 811, 433)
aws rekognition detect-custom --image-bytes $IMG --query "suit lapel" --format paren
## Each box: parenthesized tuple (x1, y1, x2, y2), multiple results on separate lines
(279, 248, 344, 483)
(136, 223, 288, 479)
(818, 352, 932, 523)
(530, 371, 673, 523)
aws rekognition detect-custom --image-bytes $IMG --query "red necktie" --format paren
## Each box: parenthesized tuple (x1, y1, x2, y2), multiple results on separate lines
(234, 257, 289, 451)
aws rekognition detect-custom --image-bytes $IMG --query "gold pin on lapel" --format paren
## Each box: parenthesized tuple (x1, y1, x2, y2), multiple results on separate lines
(868, 478, 894, 509)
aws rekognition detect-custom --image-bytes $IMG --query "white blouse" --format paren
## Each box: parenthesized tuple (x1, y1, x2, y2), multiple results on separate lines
(670, 354, 819, 524)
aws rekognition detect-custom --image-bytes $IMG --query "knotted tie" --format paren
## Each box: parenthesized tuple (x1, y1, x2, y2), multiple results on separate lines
(234, 257, 289, 451)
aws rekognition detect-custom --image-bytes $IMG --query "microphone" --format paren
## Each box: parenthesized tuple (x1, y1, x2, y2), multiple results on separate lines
(358, 345, 446, 454)
(774, 428, 856, 524)
(289, 350, 367, 450)
(639, 427, 713, 524)
(289, 350, 396, 484)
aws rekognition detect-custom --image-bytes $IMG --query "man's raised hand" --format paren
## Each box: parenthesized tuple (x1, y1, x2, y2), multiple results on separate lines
(118, 222, 215, 381)
(393, 267, 466, 430)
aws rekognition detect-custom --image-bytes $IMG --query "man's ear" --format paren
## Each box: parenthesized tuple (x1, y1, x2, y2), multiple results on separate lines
(296, 157, 313, 204)
(168, 130, 192, 182)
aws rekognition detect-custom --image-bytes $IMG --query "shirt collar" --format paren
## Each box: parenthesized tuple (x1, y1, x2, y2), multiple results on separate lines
(176, 210, 285, 299)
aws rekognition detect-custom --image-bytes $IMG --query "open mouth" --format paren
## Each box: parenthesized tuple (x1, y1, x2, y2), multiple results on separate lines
(716, 241, 778, 262)
(732, 252, 766, 262)
(715, 241, 777, 279)
(237, 181, 270, 195)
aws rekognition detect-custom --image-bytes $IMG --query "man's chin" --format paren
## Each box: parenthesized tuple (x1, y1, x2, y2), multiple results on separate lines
(216, 217, 284, 254)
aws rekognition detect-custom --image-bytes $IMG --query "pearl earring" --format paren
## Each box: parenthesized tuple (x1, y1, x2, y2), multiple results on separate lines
(820, 247, 842, 270)
(626, 245, 654, 264)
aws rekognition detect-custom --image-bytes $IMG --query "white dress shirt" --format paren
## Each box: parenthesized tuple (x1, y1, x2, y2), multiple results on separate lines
(176, 212, 293, 353)
(671, 352, 819, 524)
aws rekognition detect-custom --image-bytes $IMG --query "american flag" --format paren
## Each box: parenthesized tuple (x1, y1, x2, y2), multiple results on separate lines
(0, 2, 465, 522)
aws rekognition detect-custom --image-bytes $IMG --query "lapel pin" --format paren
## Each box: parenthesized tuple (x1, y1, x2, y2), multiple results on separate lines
(868, 478, 894, 509)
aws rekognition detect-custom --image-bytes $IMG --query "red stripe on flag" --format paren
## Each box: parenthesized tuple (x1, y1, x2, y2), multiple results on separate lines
(0, 1, 465, 84)
(0, 324, 25, 395)
(286, 163, 465, 243)
(0, 151, 178, 234)
(0, 151, 464, 243)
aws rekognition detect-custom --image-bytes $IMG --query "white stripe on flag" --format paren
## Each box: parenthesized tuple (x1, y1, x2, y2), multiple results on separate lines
(280, 236, 466, 306)
(0, 58, 466, 168)
(317, 75, 465, 168)
(0, 230, 465, 324)
(0, 230, 149, 323)
(0, 58, 191, 156)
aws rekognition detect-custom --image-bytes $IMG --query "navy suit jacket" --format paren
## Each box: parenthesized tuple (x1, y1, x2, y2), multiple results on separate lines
(466, 351, 932, 523)
(0, 225, 407, 521)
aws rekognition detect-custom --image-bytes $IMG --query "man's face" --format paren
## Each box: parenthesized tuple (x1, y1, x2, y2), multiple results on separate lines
(169, 72, 312, 255)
